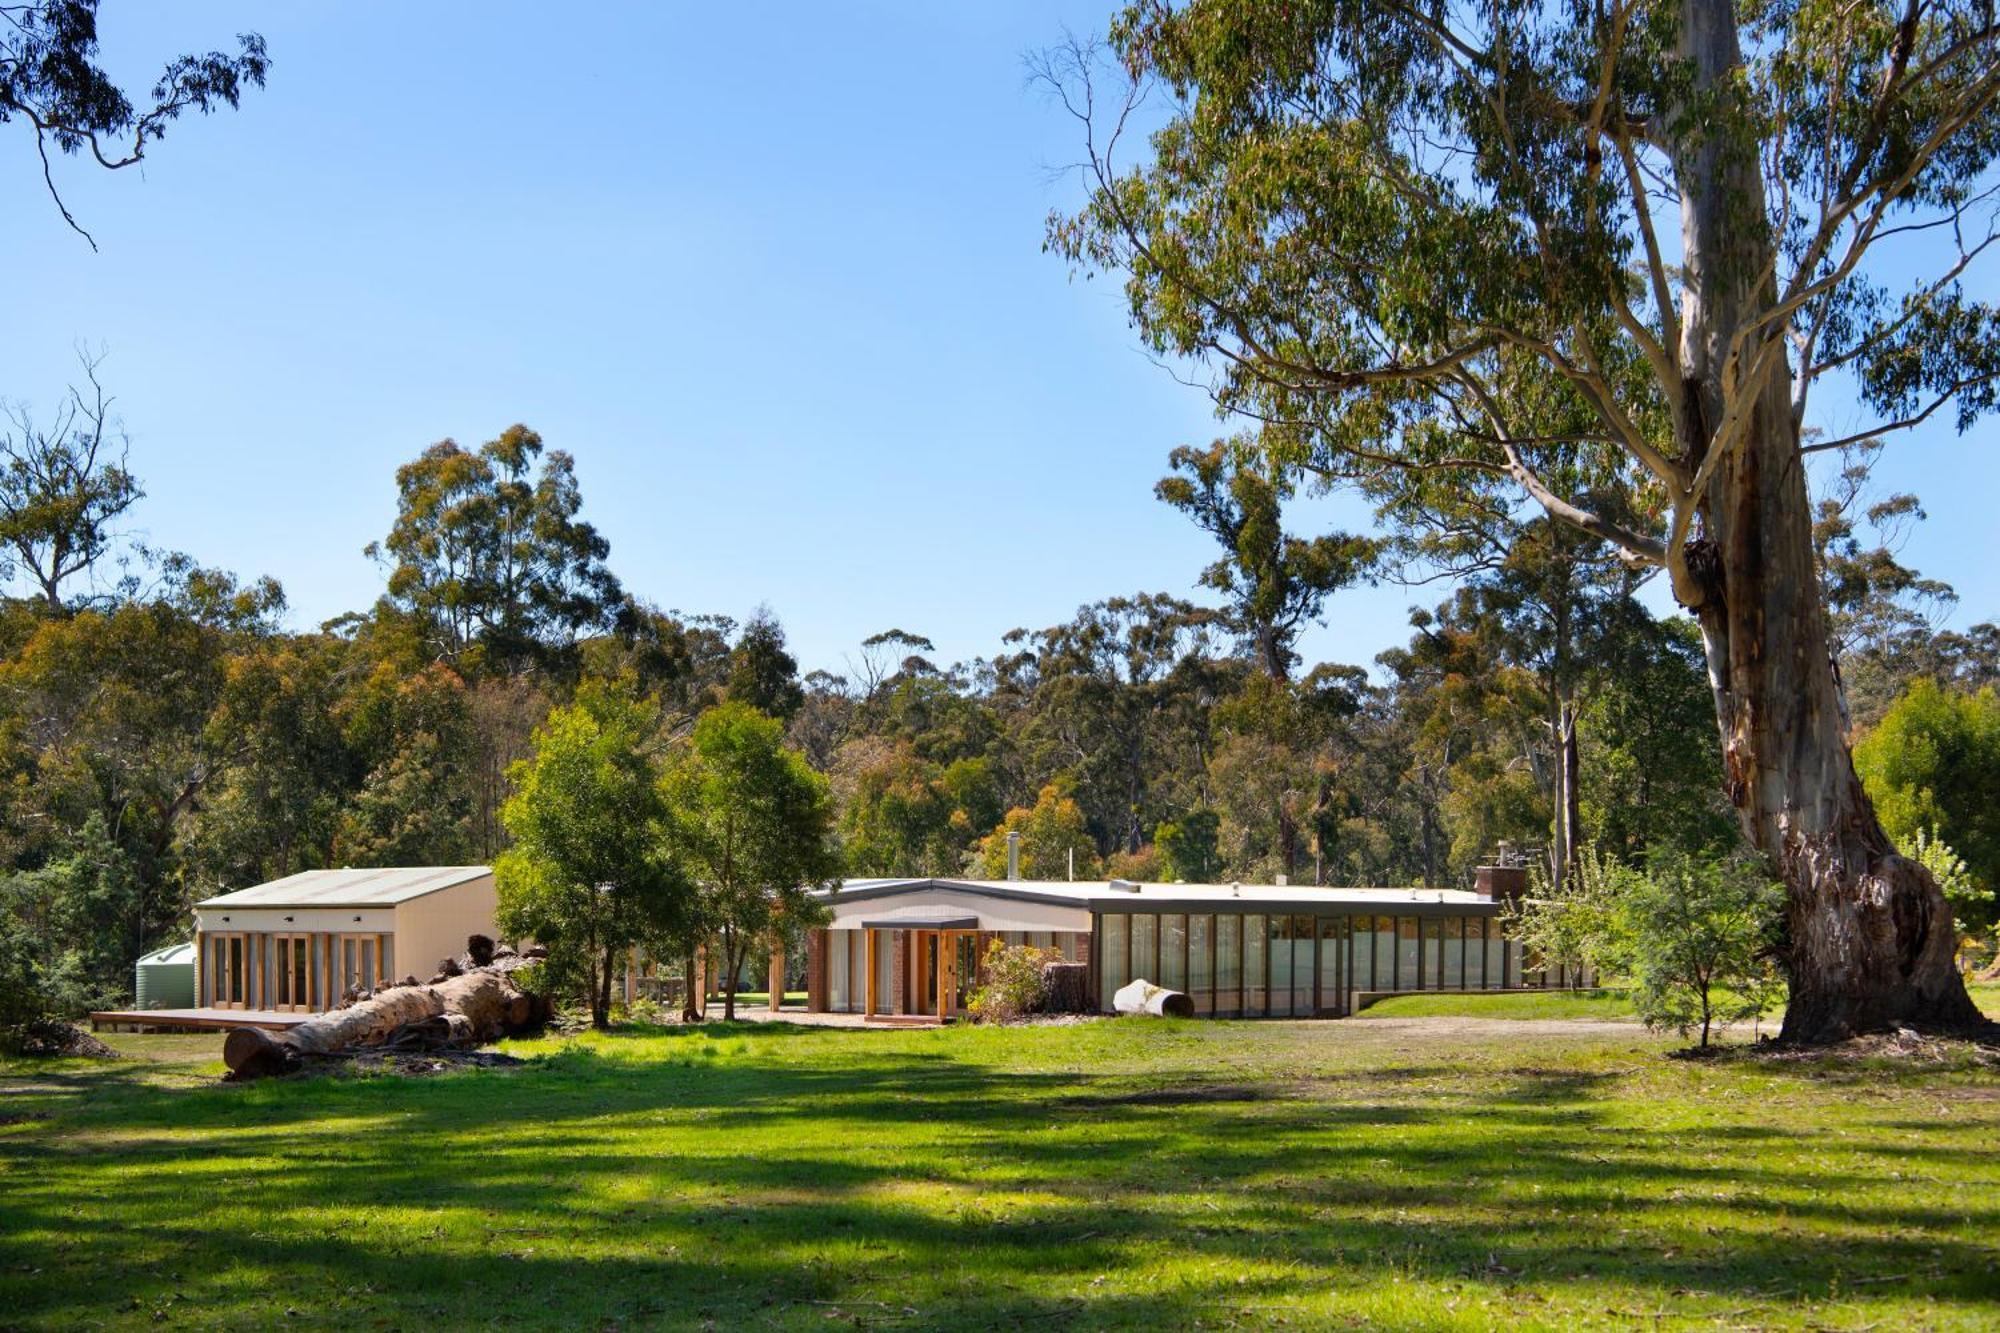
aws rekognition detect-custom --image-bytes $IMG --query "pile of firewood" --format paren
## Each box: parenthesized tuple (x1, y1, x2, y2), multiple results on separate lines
(222, 936, 551, 1081)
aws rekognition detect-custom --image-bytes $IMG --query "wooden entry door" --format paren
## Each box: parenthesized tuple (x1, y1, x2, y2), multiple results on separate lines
(273, 934, 314, 1012)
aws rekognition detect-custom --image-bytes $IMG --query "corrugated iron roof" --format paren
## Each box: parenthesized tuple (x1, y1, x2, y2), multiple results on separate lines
(815, 877, 1494, 910)
(195, 866, 491, 909)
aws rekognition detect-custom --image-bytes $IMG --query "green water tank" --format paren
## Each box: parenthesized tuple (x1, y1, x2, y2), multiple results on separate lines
(135, 942, 196, 1010)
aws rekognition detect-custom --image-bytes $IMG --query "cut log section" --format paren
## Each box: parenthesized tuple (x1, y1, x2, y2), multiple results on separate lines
(223, 963, 547, 1080)
(1112, 978, 1194, 1019)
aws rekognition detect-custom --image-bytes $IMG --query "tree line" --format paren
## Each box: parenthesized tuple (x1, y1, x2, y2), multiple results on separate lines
(6, 1, 2000, 1043)
(0, 357, 1991, 1026)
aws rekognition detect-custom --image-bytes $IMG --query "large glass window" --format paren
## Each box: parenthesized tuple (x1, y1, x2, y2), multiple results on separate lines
(1373, 916, 1395, 991)
(1160, 914, 1187, 991)
(1268, 915, 1295, 1017)
(829, 930, 852, 1012)
(1391, 918, 1416, 990)
(1189, 915, 1214, 1014)
(1131, 914, 1159, 983)
(1099, 915, 1128, 1011)
(1244, 915, 1267, 1015)
(1319, 917, 1344, 1013)
(1422, 917, 1443, 990)
(873, 930, 892, 1011)
(1215, 915, 1242, 1016)
(1443, 918, 1465, 989)
(1485, 919, 1508, 988)
(1292, 915, 1316, 1013)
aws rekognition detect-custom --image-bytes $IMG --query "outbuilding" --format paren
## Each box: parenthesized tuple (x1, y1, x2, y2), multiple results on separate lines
(804, 869, 1570, 1021)
(192, 866, 497, 1012)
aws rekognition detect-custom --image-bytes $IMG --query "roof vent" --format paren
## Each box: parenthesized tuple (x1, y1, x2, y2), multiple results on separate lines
(1230, 881, 1240, 897)
(1107, 878, 1142, 893)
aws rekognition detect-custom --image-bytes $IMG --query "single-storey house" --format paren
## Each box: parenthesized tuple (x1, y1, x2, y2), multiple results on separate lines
(192, 866, 497, 1012)
(804, 868, 1567, 1020)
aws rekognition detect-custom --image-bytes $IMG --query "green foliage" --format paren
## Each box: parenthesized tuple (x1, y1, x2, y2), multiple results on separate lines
(1855, 680, 2000, 926)
(0, 2, 268, 245)
(0, 354, 141, 611)
(724, 608, 804, 720)
(1154, 809, 1220, 882)
(974, 782, 1102, 881)
(1510, 845, 1783, 1046)
(666, 701, 839, 1019)
(368, 425, 622, 673)
(966, 939, 1051, 1024)
(495, 685, 690, 1028)
(1904, 828, 1985, 936)
(1505, 848, 1640, 988)
(1156, 436, 1376, 681)
(835, 739, 995, 878)
(1578, 618, 1736, 859)
(1624, 853, 1785, 1049)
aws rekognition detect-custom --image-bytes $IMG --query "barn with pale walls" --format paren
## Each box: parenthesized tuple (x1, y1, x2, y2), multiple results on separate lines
(192, 867, 497, 1012)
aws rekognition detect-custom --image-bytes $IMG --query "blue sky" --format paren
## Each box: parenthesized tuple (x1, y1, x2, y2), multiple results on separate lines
(3, 3, 1994, 678)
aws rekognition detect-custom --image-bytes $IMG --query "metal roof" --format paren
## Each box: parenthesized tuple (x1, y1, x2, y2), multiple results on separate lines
(816, 877, 1497, 913)
(195, 866, 492, 909)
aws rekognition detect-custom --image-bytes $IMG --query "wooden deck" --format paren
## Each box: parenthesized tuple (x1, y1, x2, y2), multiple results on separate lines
(90, 1007, 313, 1033)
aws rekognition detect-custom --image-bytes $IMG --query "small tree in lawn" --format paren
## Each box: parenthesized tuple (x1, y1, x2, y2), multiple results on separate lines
(1627, 852, 1785, 1049)
(668, 701, 839, 1021)
(495, 685, 690, 1029)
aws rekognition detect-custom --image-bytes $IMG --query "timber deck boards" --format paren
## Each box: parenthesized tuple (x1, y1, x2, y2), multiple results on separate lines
(90, 1007, 313, 1033)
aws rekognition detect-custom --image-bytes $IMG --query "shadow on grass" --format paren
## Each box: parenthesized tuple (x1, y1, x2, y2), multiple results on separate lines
(1, 1023, 1996, 1328)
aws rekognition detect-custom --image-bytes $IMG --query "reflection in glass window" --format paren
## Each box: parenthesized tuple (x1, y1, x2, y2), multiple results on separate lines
(1487, 920, 1508, 988)
(1374, 916, 1396, 990)
(1132, 914, 1159, 984)
(1443, 918, 1465, 989)
(1319, 917, 1343, 1011)
(1190, 915, 1213, 1014)
(1161, 914, 1187, 991)
(1244, 915, 1267, 1016)
(1269, 915, 1294, 1017)
(1099, 915, 1127, 1011)
(1216, 915, 1241, 1017)
(830, 930, 851, 1012)
(1398, 917, 1421, 990)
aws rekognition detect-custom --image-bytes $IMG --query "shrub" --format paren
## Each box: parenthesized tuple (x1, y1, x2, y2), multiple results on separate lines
(1504, 847, 1639, 987)
(967, 940, 1052, 1023)
(1625, 851, 1784, 1048)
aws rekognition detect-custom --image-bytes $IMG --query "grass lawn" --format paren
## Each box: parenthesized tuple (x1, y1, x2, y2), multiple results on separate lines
(1359, 988, 1642, 1021)
(4, 1016, 1998, 1329)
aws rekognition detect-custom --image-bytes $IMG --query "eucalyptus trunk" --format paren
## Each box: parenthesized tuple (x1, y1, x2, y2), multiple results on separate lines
(1674, 0, 1983, 1041)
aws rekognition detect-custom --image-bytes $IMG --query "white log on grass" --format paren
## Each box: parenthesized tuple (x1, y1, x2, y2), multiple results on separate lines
(1112, 978, 1194, 1019)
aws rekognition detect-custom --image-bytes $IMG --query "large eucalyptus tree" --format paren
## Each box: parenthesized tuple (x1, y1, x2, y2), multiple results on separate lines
(1048, 0, 2000, 1040)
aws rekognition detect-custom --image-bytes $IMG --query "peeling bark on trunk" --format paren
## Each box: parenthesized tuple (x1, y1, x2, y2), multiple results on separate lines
(1674, 0, 1984, 1042)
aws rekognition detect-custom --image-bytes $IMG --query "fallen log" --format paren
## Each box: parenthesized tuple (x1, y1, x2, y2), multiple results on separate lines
(1112, 978, 1194, 1019)
(223, 966, 545, 1080)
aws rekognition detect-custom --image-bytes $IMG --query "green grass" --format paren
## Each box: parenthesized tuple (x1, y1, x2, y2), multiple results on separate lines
(724, 989, 808, 1007)
(1358, 987, 1641, 1021)
(3, 1019, 1998, 1330)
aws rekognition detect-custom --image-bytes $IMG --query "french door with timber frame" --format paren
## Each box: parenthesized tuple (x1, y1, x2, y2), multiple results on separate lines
(206, 932, 251, 1009)
(273, 933, 314, 1012)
